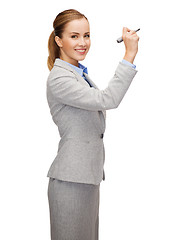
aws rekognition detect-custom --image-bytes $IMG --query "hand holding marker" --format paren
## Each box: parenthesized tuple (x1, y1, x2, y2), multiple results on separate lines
(117, 28, 140, 43)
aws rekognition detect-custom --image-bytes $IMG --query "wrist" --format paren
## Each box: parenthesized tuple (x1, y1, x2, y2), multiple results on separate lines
(123, 51, 137, 64)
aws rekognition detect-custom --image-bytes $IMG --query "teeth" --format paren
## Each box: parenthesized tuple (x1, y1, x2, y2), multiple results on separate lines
(76, 49, 85, 52)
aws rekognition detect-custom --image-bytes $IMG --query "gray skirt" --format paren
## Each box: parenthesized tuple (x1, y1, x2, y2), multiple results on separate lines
(47, 178, 100, 240)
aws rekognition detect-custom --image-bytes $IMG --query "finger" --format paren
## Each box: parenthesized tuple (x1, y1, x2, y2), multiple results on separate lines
(131, 30, 136, 35)
(129, 30, 136, 35)
(134, 35, 140, 41)
(130, 35, 140, 42)
(123, 27, 131, 35)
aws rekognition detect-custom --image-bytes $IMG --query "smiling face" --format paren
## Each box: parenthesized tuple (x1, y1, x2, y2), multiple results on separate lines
(55, 18, 91, 66)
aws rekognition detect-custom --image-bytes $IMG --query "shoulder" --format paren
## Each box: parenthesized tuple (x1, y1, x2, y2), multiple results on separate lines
(48, 58, 79, 78)
(49, 65, 73, 77)
(47, 64, 76, 85)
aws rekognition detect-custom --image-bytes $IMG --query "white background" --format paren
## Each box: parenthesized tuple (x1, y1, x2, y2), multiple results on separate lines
(0, 0, 173, 239)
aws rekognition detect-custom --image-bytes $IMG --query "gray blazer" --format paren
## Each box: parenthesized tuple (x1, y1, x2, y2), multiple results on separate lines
(46, 59, 137, 185)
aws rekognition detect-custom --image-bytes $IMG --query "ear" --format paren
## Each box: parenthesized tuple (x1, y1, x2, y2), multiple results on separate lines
(55, 36, 63, 48)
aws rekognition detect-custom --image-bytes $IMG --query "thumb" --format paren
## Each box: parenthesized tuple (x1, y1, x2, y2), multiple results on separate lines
(122, 27, 131, 35)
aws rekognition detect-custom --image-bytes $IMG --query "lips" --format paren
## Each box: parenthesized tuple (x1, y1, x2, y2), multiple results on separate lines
(75, 49, 87, 54)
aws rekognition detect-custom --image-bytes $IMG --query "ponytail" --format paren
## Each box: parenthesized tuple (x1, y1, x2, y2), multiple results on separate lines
(47, 31, 60, 71)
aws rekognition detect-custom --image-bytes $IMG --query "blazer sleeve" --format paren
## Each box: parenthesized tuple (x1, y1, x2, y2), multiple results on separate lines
(47, 62, 137, 111)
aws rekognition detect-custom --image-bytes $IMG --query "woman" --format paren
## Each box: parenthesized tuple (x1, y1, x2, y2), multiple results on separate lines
(47, 9, 139, 240)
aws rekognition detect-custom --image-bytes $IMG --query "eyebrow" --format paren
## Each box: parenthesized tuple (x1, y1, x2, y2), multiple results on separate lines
(70, 32, 90, 35)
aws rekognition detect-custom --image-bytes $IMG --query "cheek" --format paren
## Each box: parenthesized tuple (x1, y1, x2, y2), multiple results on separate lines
(87, 39, 91, 49)
(62, 39, 75, 51)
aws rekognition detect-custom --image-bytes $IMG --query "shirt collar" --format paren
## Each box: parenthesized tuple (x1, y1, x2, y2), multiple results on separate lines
(57, 58, 88, 76)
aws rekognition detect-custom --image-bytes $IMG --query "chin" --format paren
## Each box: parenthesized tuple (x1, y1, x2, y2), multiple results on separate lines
(77, 56, 86, 61)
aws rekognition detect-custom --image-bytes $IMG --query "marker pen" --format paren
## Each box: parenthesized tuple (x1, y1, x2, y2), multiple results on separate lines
(117, 28, 140, 43)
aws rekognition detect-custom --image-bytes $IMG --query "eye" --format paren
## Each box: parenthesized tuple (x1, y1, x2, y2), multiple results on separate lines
(71, 35, 78, 39)
(85, 34, 90, 38)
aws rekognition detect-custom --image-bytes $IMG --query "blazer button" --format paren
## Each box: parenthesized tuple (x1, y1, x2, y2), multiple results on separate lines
(100, 133, 104, 138)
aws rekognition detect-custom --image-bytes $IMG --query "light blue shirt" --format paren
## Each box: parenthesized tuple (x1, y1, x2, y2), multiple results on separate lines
(122, 59, 136, 69)
(58, 59, 93, 87)
(57, 58, 136, 87)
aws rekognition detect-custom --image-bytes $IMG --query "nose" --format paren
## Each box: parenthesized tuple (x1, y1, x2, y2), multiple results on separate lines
(78, 37, 86, 46)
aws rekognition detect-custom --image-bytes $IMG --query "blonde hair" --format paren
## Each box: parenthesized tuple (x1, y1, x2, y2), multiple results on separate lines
(47, 9, 88, 71)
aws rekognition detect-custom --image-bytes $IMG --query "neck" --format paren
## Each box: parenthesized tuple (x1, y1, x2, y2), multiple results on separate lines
(60, 56, 78, 67)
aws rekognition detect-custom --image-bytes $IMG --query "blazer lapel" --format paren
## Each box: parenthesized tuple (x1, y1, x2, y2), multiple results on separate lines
(54, 59, 89, 87)
(83, 73, 99, 89)
(54, 59, 106, 123)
